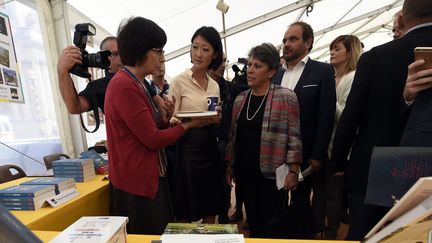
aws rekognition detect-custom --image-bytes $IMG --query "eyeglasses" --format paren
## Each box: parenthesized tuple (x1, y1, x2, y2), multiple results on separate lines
(152, 48, 165, 56)
(110, 51, 119, 57)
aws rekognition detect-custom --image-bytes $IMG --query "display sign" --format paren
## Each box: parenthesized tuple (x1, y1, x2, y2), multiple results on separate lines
(0, 12, 24, 103)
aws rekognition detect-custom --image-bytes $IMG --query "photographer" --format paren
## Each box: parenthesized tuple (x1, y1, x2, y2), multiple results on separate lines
(57, 37, 121, 114)
(57, 36, 173, 122)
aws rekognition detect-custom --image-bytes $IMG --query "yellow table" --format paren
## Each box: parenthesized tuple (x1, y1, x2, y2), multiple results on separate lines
(33, 231, 357, 243)
(0, 175, 109, 231)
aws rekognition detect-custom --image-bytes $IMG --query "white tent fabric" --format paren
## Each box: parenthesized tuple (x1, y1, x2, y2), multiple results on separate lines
(67, 0, 403, 79)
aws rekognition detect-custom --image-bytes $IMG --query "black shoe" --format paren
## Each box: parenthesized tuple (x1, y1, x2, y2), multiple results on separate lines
(341, 210, 350, 225)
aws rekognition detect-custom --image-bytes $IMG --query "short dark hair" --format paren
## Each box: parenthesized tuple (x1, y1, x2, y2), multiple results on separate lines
(290, 21, 314, 52)
(100, 36, 117, 50)
(117, 17, 167, 66)
(402, 0, 432, 22)
(248, 43, 281, 72)
(191, 26, 223, 71)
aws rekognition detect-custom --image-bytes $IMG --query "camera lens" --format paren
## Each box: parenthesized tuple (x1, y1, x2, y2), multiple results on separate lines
(84, 50, 111, 69)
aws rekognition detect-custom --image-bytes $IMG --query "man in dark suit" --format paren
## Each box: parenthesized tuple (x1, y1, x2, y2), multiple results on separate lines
(272, 21, 336, 238)
(330, 0, 432, 240)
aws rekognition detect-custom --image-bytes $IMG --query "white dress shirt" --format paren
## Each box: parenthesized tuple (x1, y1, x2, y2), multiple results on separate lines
(281, 55, 310, 90)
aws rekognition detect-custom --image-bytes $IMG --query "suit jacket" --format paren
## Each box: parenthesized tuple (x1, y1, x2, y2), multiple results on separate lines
(330, 25, 432, 193)
(400, 88, 432, 146)
(272, 58, 336, 168)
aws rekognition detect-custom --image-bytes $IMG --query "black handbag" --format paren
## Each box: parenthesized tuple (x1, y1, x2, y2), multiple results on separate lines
(266, 190, 316, 239)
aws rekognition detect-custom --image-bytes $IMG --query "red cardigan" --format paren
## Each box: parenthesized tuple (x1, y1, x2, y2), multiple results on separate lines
(105, 70, 185, 199)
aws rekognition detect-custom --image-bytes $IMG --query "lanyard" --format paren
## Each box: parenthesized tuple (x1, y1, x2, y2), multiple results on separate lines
(122, 67, 161, 127)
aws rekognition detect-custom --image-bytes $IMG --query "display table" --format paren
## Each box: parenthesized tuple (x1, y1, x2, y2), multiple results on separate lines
(33, 231, 357, 242)
(0, 175, 109, 231)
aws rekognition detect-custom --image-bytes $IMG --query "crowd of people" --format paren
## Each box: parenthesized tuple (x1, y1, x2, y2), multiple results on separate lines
(56, 0, 432, 240)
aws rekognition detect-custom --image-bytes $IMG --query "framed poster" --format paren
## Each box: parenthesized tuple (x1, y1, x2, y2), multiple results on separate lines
(0, 12, 24, 103)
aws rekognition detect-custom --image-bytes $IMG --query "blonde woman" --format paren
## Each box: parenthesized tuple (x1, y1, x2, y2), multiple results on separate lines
(322, 34, 362, 239)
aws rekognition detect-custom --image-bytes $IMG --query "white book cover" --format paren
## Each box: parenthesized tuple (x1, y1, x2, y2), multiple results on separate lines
(366, 176, 432, 239)
(364, 195, 432, 243)
(49, 216, 128, 243)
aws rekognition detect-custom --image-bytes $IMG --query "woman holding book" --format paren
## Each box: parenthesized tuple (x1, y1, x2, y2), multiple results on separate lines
(104, 17, 212, 235)
(224, 43, 302, 238)
(169, 26, 224, 223)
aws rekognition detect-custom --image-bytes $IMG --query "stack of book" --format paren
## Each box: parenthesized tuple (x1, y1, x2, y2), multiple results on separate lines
(52, 159, 96, 182)
(21, 178, 75, 195)
(79, 150, 109, 174)
(49, 216, 128, 243)
(0, 184, 56, 210)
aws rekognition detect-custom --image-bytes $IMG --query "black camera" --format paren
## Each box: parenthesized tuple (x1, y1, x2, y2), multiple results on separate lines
(232, 58, 249, 91)
(69, 23, 111, 79)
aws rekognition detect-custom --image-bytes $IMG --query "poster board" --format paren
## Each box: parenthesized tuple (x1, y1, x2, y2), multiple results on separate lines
(0, 12, 24, 103)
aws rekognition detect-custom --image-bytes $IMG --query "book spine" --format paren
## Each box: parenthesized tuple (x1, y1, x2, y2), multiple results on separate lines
(0, 197, 35, 203)
(4, 205, 36, 210)
(0, 193, 35, 197)
(1, 201, 34, 207)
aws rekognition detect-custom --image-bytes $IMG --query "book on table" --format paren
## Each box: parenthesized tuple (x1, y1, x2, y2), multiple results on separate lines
(49, 216, 128, 243)
(21, 177, 75, 195)
(0, 184, 56, 210)
(52, 159, 96, 182)
(79, 150, 109, 174)
(163, 223, 238, 234)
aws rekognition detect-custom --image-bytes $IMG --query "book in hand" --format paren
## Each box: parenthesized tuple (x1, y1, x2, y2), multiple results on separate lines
(80, 150, 109, 174)
(365, 147, 432, 207)
(49, 216, 128, 243)
(177, 111, 219, 123)
(0, 203, 42, 242)
(163, 223, 238, 234)
(21, 177, 75, 195)
(365, 176, 432, 240)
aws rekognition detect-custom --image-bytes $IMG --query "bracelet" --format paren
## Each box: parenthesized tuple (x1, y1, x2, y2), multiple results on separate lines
(289, 170, 299, 175)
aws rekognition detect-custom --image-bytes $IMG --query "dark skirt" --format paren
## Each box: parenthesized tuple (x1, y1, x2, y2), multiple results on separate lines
(173, 126, 224, 221)
(110, 177, 173, 234)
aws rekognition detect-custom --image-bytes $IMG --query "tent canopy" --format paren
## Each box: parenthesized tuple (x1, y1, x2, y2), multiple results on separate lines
(68, 0, 403, 78)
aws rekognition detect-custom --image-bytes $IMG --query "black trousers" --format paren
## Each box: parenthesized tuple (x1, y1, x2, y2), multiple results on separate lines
(110, 178, 173, 235)
(312, 162, 345, 238)
(237, 175, 281, 238)
(346, 191, 389, 240)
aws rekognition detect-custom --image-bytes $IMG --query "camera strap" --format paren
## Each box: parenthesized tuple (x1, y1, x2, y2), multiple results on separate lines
(79, 81, 101, 133)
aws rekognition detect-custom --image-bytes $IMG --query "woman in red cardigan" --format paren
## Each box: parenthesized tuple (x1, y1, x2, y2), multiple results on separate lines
(104, 17, 211, 235)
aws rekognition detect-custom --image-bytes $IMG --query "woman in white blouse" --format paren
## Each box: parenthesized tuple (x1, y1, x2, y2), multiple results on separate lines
(323, 35, 363, 240)
(170, 26, 224, 223)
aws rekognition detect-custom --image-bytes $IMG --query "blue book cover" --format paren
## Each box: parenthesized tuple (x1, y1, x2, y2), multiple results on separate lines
(0, 185, 55, 197)
(365, 147, 432, 207)
(52, 159, 92, 166)
(4, 205, 36, 210)
(1, 201, 35, 206)
(21, 178, 74, 195)
(21, 178, 73, 187)
(80, 150, 108, 168)
(0, 203, 43, 242)
(0, 196, 40, 204)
